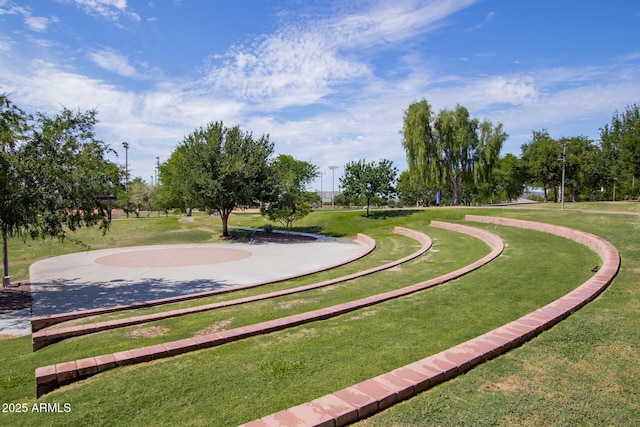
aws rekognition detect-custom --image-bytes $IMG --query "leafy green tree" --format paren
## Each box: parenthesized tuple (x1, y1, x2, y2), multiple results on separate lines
(1, 95, 30, 286)
(332, 192, 352, 208)
(402, 99, 506, 205)
(560, 136, 606, 202)
(1, 95, 121, 285)
(600, 104, 640, 199)
(306, 191, 322, 208)
(178, 121, 273, 237)
(339, 159, 397, 217)
(495, 153, 526, 202)
(127, 178, 158, 217)
(261, 154, 317, 232)
(520, 130, 562, 202)
(397, 170, 437, 206)
(158, 144, 200, 215)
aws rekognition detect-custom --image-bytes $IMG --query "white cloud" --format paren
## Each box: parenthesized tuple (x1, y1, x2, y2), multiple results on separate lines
(2, 0, 639, 182)
(203, 0, 479, 110)
(0, 37, 11, 52)
(206, 30, 371, 108)
(88, 48, 142, 78)
(476, 76, 539, 106)
(324, 0, 478, 50)
(65, 0, 139, 21)
(465, 11, 495, 32)
(0, 2, 59, 32)
(24, 16, 47, 31)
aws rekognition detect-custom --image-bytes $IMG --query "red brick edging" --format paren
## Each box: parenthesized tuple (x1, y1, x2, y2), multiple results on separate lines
(32, 228, 430, 350)
(34, 223, 502, 397)
(239, 216, 620, 427)
(31, 234, 377, 332)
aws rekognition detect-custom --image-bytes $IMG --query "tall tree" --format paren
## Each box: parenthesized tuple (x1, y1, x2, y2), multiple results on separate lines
(1, 95, 121, 286)
(127, 178, 158, 217)
(560, 136, 606, 202)
(1, 95, 30, 286)
(158, 144, 200, 216)
(261, 154, 317, 232)
(179, 121, 273, 237)
(520, 130, 562, 202)
(402, 100, 506, 205)
(397, 170, 437, 207)
(495, 153, 526, 202)
(600, 103, 640, 199)
(340, 159, 397, 217)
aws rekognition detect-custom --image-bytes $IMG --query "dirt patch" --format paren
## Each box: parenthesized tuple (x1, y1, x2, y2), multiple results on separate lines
(277, 298, 313, 309)
(0, 282, 31, 314)
(124, 326, 169, 338)
(0, 334, 21, 340)
(194, 318, 234, 336)
(482, 375, 527, 392)
(347, 309, 378, 321)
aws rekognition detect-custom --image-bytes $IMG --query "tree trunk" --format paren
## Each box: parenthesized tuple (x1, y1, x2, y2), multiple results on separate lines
(217, 203, 234, 237)
(2, 227, 10, 287)
(451, 179, 459, 206)
(221, 212, 230, 237)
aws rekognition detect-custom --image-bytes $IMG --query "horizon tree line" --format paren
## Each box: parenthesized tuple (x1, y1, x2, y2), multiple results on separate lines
(2, 92, 637, 284)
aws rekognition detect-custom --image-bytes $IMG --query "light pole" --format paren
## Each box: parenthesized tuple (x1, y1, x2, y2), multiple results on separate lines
(122, 142, 129, 195)
(329, 166, 339, 209)
(155, 156, 160, 186)
(316, 171, 325, 208)
(613, 177, 617, 202)
(560, 142, 566, 211)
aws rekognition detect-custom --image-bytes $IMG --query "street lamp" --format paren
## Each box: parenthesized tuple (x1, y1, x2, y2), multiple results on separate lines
(155, 156, 160, 186)
(558, 143, 566, 211)
(329, 166, 339, 209)
(316, 171, 326, 208)
(122, 142, 129, 195)
(613, 177, 618, 202)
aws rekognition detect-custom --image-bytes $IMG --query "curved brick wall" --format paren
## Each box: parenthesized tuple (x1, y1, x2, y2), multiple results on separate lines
(32, 228, 430, 350)
(240, 217, 620, 427)
(34, 223, 502, 397)
(31, 233, 377, 332)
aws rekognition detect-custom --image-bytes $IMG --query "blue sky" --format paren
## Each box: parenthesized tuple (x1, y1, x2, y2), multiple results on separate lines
(1, 0, 639, 190)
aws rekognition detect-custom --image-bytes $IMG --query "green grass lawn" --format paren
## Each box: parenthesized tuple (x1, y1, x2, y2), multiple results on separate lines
(1, 205, 638, 426)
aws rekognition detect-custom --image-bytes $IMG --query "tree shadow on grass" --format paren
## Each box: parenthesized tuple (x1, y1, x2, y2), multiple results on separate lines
(366, 209, 421, 220)
(286, 225, 345, 238)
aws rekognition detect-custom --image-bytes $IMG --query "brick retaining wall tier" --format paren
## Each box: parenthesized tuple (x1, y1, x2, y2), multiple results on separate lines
(32, 229, 428, 351)
(240, 216, 619, 427)
(34, 223, 501, 397)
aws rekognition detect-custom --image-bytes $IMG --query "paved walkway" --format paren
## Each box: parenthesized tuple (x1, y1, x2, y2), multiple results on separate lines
(2, 237, 369, 337)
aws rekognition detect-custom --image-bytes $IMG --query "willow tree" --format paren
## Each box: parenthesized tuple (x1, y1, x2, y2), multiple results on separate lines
(402, 99, 507, 205)
(600, 103, 640, 199)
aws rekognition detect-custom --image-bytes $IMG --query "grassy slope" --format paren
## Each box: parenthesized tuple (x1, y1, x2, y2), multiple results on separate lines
(0, 206, 637, 425)
(359, 207, 640, 426)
